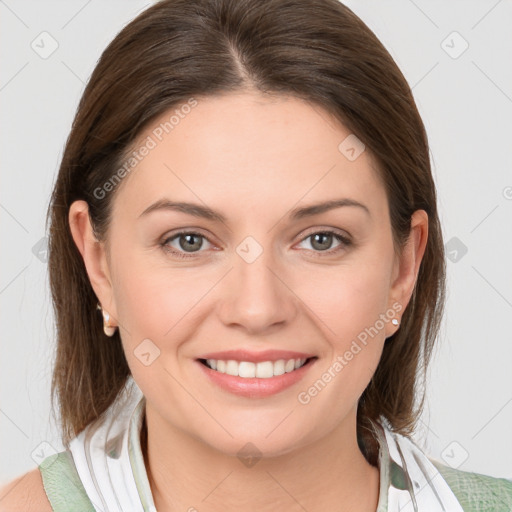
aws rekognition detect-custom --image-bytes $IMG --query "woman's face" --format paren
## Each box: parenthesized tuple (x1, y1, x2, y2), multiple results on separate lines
(73, 91, 426, 457)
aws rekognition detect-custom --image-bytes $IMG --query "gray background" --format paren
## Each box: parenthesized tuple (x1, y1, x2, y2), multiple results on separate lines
(1, 0, 511, 485)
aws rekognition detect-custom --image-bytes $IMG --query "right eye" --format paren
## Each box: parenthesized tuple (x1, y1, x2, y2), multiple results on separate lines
(160, 231, 215, 259)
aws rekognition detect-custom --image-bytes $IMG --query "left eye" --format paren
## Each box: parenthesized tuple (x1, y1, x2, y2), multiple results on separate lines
(296, 231, 350, 254)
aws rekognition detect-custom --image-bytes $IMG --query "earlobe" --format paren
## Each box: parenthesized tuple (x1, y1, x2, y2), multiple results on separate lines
(68, 200, 118, 324)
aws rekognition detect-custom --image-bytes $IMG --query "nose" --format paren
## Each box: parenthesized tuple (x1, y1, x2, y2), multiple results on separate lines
(217, 247, 297, 335)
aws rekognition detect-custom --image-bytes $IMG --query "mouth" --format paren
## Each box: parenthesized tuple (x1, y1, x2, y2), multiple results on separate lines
(197, 357, 317, 378)
(194, 356, 318, 398)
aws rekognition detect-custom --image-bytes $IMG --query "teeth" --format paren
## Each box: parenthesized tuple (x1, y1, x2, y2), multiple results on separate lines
(226, 360, 239, 376)
(285, 359, 295, 373)
(205, 358, 308, 378)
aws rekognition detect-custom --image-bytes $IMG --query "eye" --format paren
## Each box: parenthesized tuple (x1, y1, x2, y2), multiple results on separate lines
(160, 231, 214, 259)
(296, 230, 351, 256)
(160, 228, 352, 260)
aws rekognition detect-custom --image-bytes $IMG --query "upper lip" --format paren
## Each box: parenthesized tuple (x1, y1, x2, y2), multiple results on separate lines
(196, 349, 316, 363)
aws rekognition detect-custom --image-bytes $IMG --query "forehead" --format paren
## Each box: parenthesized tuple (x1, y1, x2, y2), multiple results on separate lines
(111, 91, 386, 222)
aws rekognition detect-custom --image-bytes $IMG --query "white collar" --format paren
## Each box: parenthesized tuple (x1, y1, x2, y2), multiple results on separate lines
(69, 378, 463, 512)
(372, 416, 464, 511)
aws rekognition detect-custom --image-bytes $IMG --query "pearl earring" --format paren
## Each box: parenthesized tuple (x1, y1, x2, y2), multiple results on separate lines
(391, 318, 399, 326)
(97, 302, 117, 336)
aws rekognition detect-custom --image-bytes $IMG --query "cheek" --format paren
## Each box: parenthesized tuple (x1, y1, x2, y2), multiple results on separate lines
(114, 267, 203, 338)
(111, 246, 219, 364)
(298, 258, 393, 340)
(293, 254, 392, 395)
(111, 262, 204, 397)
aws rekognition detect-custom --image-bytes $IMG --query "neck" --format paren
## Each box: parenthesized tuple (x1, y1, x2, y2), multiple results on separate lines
(140, 408, 381, 512)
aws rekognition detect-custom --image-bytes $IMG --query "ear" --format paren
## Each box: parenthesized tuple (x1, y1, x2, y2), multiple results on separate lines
(388, 209, 428, 322)
(68, 200, 118, 327)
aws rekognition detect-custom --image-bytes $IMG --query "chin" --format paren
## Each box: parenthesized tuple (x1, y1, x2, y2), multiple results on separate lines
(192, 413, 318, 461)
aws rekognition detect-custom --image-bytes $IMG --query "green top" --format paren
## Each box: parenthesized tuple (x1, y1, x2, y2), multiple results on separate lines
(38, 451, 95, 511)
(39, 446, 512, 511)
(429, 459, 512, 512)
(38, 398, 512, 512)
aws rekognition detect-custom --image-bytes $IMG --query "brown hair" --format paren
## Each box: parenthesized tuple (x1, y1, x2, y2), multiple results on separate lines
(46, 0, 445, 465)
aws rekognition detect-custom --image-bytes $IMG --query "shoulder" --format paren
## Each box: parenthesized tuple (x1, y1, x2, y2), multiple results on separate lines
(38, 450, 95, 511)
(430, 458, 512, 512)
(1, 450, 95, 512)
(0, 467, 52, 512)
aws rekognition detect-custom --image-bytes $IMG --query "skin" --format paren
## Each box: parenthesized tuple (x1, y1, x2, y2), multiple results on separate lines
(68, 90, 428, 512)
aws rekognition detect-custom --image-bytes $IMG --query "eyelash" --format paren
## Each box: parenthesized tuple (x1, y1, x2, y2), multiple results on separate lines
(160, 229, 352, 260)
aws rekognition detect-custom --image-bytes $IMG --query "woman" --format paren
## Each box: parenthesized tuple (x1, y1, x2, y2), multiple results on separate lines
(1, 0, 511, 510)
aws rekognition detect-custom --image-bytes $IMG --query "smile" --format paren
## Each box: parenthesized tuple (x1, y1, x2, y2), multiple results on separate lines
(200, 357, 310, 378)
(195, 357, 318, 398)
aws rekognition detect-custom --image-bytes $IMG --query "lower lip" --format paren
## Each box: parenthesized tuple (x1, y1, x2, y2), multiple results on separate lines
(195, 358, 317, 398)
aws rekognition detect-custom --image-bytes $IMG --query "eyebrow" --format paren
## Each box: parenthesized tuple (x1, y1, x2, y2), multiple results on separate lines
(138, 198, 370, 222)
